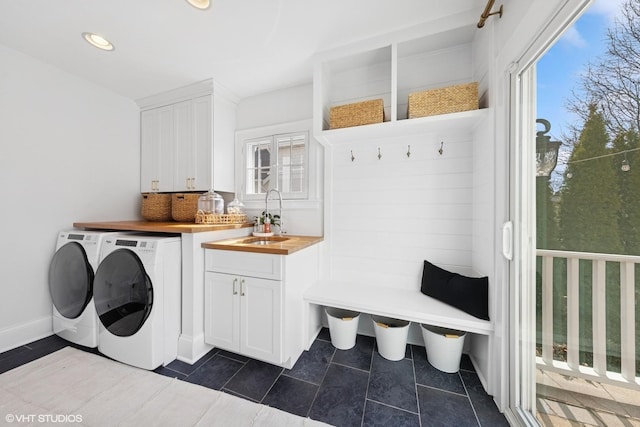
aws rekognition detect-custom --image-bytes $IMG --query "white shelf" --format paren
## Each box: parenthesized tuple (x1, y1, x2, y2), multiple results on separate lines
(315, 108, 488, 145)
(313, 21, 481, 144)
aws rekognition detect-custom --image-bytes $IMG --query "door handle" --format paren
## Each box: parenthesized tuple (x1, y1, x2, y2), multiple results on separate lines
(232, 278, 238, 295)
(502, 221, 513, 260)
(240, 279, 245, 296)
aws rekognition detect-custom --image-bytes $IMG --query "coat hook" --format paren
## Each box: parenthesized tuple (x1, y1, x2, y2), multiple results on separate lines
(351, 150, 355, 162)
(407, 145, 411, 158)
(377, 147, 382, 160)
(438, 141, 444, 155)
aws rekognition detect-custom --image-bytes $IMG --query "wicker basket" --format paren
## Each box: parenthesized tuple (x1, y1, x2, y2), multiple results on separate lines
(141, 193, 172, 221)
(330, 99, 385, 129)
(408, 82, 478, 119)
(171, 193, 200, 222)
(195, 212, 248, 224)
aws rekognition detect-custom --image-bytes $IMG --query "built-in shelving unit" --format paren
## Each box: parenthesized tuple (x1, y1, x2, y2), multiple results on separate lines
(313, 20, 484, 144)
(313, 14, 497, 395)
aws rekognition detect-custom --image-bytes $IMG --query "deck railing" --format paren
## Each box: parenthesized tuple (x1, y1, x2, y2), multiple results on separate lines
(536, 249, 640, 388)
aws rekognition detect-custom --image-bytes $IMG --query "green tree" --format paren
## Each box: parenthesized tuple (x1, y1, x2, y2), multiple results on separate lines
(537, 179, 560, 250)
(559, 105, 622, 254)
(612, 129, 640, 255)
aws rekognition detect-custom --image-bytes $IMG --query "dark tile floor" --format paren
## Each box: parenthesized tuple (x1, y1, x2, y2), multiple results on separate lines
(1, 329, 508, 427)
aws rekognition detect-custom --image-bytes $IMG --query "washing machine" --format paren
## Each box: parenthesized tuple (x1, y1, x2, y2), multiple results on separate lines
(48, 230, 124, 348)
(93, 234, 181, 370)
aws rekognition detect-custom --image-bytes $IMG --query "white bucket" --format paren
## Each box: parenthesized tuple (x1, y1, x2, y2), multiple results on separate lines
(372, 316, 410, 361)
(326, 307, 360, 350)
(421, 324, 467, 373)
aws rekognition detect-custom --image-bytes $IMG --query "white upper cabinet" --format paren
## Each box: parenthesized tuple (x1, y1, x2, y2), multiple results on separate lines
(137, 79, 237, 193)
(313, 21, 485, 144)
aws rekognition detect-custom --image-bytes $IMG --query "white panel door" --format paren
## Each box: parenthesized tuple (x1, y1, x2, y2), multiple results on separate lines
(173, 100, 193, 191)
(204, 272, 240, 352)
(240, 276, 282, 364)
(192, 95, 213, 191)
(140, 106, 173, 192)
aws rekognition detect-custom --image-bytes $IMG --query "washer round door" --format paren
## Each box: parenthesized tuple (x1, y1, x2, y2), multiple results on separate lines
(93, 249, 153, 337)
(49, 242, 94, 319)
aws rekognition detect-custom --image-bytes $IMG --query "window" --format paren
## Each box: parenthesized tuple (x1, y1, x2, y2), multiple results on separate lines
(244, 131, 308, 200)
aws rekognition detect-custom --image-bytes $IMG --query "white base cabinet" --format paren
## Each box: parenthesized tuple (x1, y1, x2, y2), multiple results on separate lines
(204, 245, 319, 368)
(205, 272, 282, 364)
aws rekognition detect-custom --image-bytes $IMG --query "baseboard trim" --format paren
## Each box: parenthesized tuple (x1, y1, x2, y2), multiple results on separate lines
(0, 316, 53, 353)
(177, 333, 213, 365)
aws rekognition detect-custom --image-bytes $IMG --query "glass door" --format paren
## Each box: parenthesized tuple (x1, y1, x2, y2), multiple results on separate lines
(508, 1, 594, 424)
(49, 242, 94, 319)
(94, 249, 153, 337)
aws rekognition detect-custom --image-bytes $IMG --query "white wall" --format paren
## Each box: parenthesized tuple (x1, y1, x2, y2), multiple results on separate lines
(236, 84, 313, 130)
(0, 44, 140, 352)
(327, 131, 477, 287)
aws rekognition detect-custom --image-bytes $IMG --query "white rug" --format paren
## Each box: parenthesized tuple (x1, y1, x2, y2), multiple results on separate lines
(0, 347, 331, 426)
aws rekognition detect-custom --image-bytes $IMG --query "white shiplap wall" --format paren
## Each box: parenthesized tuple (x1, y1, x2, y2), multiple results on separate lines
(326, 128, 477, 291)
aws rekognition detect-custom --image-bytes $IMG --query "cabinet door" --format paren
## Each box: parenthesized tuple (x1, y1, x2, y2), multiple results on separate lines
(140, 106, 173, 192)
(240, 276, 282, 363)
(172, 100, 193, 191)
(191, 95, 213, 191)
(204, 272, 240, 352)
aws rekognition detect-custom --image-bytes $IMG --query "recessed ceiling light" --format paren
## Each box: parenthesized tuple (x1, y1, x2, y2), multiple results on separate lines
(186, 0, 210, 10)
(82, 32, 115, 51)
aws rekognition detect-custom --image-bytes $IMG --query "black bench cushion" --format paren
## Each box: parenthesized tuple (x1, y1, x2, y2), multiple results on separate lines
(420, 260, 489, 320)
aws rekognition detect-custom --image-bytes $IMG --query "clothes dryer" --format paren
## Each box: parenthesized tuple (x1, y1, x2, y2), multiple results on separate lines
(48, 230, 124, 347)
(93, 235, 181, 370)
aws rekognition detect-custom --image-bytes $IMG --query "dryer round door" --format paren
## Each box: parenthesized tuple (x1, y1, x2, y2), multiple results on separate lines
(93, 249, 153, 337)
(49, 242, 94, 319)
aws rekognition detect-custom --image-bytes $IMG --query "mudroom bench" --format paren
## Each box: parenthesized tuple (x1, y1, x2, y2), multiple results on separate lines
(303, 281, 493, 336)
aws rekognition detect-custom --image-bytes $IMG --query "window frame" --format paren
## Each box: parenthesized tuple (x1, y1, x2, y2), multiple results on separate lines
(237, 121, 315, 203)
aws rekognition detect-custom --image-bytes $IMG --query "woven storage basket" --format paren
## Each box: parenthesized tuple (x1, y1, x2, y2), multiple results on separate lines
(408, 82, 478, 119)
(171, 193, 200, 222)
(330, 99, 385, 129)
(141, 193, 172, 221)
(195, 212, 248, 224)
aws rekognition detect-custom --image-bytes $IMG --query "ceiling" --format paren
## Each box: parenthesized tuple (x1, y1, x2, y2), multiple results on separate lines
(0, 0, 482, 101)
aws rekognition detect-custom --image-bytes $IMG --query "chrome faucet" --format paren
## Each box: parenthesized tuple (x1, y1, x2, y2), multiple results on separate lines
(265, 189, 285, 235)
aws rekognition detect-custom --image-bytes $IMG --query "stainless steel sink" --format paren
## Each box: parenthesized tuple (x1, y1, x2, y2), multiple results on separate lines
(240, 236, 289, 245)
(251, 240, 279, 245)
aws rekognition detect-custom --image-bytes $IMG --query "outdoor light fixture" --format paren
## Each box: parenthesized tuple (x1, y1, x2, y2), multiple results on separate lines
(82, 32, 114, 51)
(186, 0, 210, 10)
(536, 119, 561, 177)
(621, 154, 631, 172)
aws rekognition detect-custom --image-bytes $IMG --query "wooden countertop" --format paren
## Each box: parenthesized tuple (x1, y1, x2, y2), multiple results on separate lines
(201, 235, 323, 255)
(73, 220, 254, 234)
